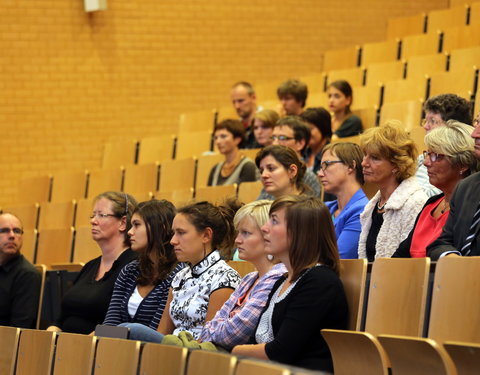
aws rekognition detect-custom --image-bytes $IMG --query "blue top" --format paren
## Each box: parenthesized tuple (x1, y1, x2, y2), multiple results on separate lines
(103, 260, 184, 330)
(326, 189, 368, 259)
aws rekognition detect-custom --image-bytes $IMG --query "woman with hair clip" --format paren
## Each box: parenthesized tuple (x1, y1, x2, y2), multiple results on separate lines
(120, 200, 242, 342)
(232, 196, 348, 372)
(47, 191, 138, 334)
(102, 200, 184, 330)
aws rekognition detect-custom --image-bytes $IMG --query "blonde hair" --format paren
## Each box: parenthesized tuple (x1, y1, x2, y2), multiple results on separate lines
(234, 200, 272, 230)
(254, 109, 280, 129)
(360, 120, 417, 182)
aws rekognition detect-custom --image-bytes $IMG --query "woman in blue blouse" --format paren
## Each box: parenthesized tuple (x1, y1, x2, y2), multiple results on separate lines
(318, 142, 368, 258)
(103, 199, 184, 330)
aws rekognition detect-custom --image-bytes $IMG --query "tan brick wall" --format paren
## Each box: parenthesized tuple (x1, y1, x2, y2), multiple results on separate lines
(0, 0, 446, 204)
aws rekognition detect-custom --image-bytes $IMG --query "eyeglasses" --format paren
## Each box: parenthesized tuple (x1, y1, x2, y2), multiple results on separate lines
(0, 227, 23, 235)
(320, 160, 344, 171)
(421, 118, 444, 128)
(271, 135, 294, 141)
(90, 213, 119, 220)
(423, 151, 446, 163)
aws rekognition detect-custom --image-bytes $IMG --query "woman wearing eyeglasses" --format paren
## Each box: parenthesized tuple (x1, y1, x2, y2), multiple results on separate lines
(392, 121, 478, 258)
(358, 122, 427, 260)
(318, 143, 368, 258)
(46, 191, 138, 334)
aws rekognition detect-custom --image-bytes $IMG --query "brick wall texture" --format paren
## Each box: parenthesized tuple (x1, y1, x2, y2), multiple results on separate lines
(0, 0, 446, 204)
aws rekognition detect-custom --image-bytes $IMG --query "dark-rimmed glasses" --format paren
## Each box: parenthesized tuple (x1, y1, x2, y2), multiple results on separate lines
(423, 151, 445, 163)
(320, 160, 343, 171)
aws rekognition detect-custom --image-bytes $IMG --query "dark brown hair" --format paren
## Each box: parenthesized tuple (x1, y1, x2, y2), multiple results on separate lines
(328, 80, 353, 113)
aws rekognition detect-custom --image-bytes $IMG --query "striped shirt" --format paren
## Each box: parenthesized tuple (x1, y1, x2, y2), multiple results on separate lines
(103, 260, 184, 330)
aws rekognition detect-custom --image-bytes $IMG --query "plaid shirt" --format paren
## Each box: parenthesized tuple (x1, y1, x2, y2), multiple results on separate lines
(199, 263, 286, 350)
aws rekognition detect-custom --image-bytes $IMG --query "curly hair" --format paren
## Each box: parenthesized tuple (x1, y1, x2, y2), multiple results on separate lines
(423, 94, 472, 124)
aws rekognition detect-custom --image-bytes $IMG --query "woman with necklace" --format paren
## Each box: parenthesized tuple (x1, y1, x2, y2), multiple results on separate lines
(208, 119, 258, 186)
(393, 121, 478, 258)
(358, 121, 427, 261)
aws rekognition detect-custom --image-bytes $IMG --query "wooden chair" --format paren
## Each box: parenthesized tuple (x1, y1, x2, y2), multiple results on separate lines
(307, 92, 329, 108)
(50, 170, 87, 203)
(353, 107, 379, 129)
(176, 131, 212, 159)
(427, 4, 469, 33)
(138, 135, 176, 164)
(86, 168, 123, 199)
(22, 229, 38, 263)
(365, 61, 405, 86)
(377, 256, 480, 375)
(235, 359, 291, 375)
(102, 139, 138, 169)
(0, 326, 20, 375)
(449, 46, 480, 72)
(351, 85, 382, 109)
(195, 153, 224, 189)
(53, 333, 97, 375)
(75, 198, 93, 227)
(227, 260, 256, 278)
(159, 158, 196, 192)
(383, 78, 428, 104)
(322, 258, 431, 375)
(444, 341, 480, 375)
(138, 343, 188, 375)
(1, 203, 39, 229)
(401, 31, 442, 59)
(339, 259, 367, 330)
(361, 39, 400, 65)
(185, 350, 237, 375)
(386, 13, 426, 39)
(195, 185, 237, 204)
(216, 105, 238, 123)
(38, 200, 76, 231)
(326, 67, 365, 88)
(178, 109, 216, 133)
(15, 329, 56, 375)
(406, 53, 447, 80)
(428, 69, 477, 99)
(16, 175, 51, 204)
(36, 227, 75, 268)
(237, 180, 263, 203)
(93, 338, 141, 375)
(443, 24, 480, 52)
(299, 73, 325, 96)
(379, 100, 423, 132)
(470, 2, 480, 26)
(409, 126, 427, 154)
(73, 226, 101, 263)
(34, 264, 47, 329)
(123, 163, 160, 197)
(323, 45, 360, 71)
(156, 188, 194, 208)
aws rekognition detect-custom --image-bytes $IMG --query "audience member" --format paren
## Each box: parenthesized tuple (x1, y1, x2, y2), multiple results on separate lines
(208, 119, 258, 186)
(327, 80, 362, 139)
(416, 93, 472, 197)
(393, 121, 478, 258)
(358, 121, 427, 260)
(427, 118, 480, 259)
(0, 213, 41, 328)
(277, 79, 308, 116)
(103, 200, 184, 329)
(253, 109, 279, 147)
(120, 200, 241, 342)
(230, 82, 259, 148)
(232, 196, 348, 372)
(47, 192, 138, 334)
(256, 145, 307, 200)
(319, 143, 368, 259)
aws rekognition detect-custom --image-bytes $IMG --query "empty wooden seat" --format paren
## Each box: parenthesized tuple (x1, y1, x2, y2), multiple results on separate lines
(444, 341, 480, 375)
(236, 359, 291, 375)
(237, 180, 263, 203)
(175, 131, 212, 159)
(306, 92, 329, 108)
(196, 153, 224, 189)
(443, 24, 480, 52)
(216, 105, 239, 123)
(186, 350, 237, 375)
(227, 260, 256, 277)
(16, 175, 51, 204)
(324, 45, 360, 71)
(383, 78, 428, 104)
(156, 188, 194, 208)
(0, 326, 20, 375)
(427, 4, 469, 33)
(159, 158, 196, 192)
(2, 203, 39, 229)
(351, 85, 382, 109)
(73, 226, 101, 263)
(102, 139, 138, 169)
(352, 107, 379, 129)
(361, 39, 400, 65)
(380, 100, 423, 132)
(138, 135, 175, 164)
(428, 69, 477, 99)
(36, 227, 75, 268)
(299, 73, 325, 96)
(365, 61, 405, 86)
(86, 168, 123, 199)
(50, 170, 87, 203)
(339, 258, 367, 330)
(75, 198, 94, 227)
(22, 229, 38, 263)
(449, 46, 480, 72)
(326, 67, 365, 88)
(401, 31, 442, 59)
(386, 13, 426, 39)
(93, 338, 140, 375)
(178, 109, 216, 133)
(15, 329, 56, 375)
(409, 126, 427, 153)
(123, 163, 159, 197)
(38, 201, 76, 231)
(195, 184, 237, 204)
(139, 343, 187, 375)
(53, 333, 97, 375)
(406, 53, 447, 80)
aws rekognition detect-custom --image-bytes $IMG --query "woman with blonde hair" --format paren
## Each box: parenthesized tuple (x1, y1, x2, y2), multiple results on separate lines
(253, 109, 280, 147)
(358, 121, 427, 260)
(393, 120, 478, 257)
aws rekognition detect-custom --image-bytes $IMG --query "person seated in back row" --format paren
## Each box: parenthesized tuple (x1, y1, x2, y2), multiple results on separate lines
(277, 79, 308, 116)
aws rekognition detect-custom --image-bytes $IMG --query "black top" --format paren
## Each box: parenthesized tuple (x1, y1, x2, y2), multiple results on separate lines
(254, 266, 348, 372)
(335, 114, 363, 138)
(57, 248, 137, 334)
(207, 158, 258, 186)
(0, 254, 41, 328)
(366, 206, 384, 262)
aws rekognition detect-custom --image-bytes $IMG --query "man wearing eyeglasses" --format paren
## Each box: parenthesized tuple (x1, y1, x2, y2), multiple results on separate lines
(0, 213, 41, 328)
(416, 94, 472, 197)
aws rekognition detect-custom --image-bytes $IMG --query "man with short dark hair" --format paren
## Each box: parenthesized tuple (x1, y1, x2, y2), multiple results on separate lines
(417, 93, 473, 196)
(277, 79, 308, 116)
(230, 82, 259, 148)
(0, 213, 41, 328)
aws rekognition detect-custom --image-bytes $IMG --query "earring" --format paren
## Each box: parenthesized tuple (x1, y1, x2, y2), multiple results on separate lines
(267, 254, 274, 261)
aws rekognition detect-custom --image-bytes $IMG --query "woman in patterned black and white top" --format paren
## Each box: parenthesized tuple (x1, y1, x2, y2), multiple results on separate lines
(123, 200, 242, 342)
(232, 196, 348, 372)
